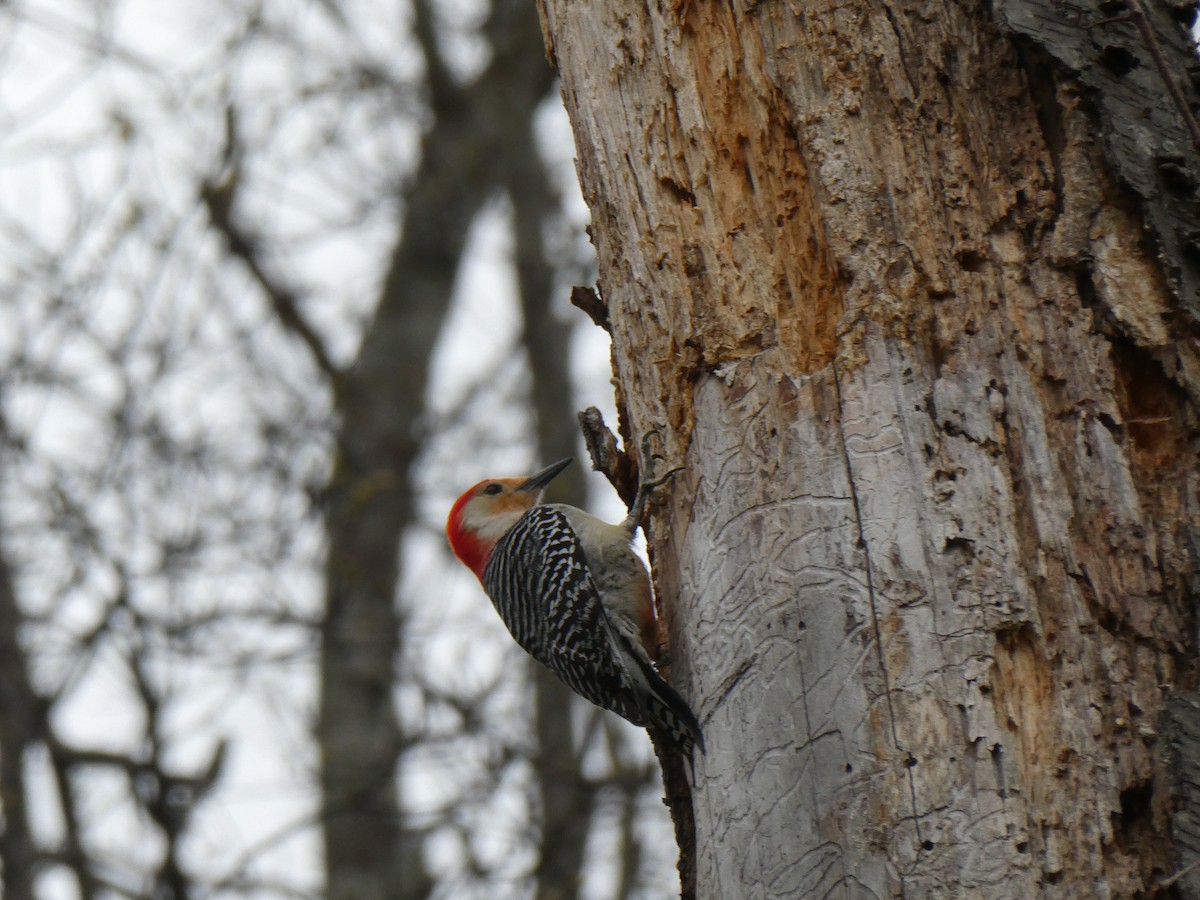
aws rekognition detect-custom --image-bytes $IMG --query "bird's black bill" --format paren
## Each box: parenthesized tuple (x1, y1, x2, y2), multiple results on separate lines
(517, 457, 572, 493)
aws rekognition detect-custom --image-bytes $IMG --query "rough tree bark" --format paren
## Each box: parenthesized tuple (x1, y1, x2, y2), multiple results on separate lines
(538, 0, 1200, 896)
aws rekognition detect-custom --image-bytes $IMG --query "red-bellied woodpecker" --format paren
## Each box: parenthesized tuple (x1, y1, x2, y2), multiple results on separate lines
(445, 457, 703, 754)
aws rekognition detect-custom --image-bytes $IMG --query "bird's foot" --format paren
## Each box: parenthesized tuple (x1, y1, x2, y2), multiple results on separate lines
(626, 432, 684, 526)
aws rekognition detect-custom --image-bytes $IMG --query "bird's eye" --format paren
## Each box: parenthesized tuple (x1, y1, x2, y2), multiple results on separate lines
(481, 483, 504, 496)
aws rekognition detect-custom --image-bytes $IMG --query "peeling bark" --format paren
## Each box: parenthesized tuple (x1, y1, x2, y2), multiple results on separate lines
(539, 0, 1200, 895)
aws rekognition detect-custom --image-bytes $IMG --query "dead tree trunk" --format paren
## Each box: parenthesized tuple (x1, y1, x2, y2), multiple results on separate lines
(538, 0, 1200, 895)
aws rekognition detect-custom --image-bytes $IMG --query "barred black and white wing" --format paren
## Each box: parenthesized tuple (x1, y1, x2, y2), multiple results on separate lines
(482, 505, 703, 753)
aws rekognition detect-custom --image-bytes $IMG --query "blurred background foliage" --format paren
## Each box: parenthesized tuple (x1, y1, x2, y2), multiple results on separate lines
(0, 1, 675, 897)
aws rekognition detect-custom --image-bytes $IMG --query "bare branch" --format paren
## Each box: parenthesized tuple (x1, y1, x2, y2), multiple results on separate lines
(201, 107, 340, 382)
(570, 284, 611, 333)
(577, 406, 638, 506)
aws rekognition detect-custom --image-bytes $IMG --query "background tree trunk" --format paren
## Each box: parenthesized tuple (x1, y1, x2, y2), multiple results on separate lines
(317, 4, 562, 897)
(538, 0, 1200, 896)
(0, 536, 38, 900)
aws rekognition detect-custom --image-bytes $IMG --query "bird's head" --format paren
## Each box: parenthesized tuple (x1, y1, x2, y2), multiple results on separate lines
(445, 457, 572, 579)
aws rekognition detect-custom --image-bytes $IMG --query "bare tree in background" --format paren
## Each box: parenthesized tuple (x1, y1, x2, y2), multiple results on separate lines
(0, 1, 675, 898)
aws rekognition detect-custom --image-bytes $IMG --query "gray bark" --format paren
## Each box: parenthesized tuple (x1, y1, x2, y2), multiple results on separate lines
(1167, 691, 1200, 897)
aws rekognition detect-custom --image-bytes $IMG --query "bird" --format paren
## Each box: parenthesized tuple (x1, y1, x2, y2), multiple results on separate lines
(445, 457, 703, 754)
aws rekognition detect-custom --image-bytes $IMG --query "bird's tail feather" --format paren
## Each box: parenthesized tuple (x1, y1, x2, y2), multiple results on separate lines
(630, 650, 705, 755)
(601, 613, 704, 755)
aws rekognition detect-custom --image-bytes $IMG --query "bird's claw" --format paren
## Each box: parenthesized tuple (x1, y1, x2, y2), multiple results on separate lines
(628, 431, 683, 525)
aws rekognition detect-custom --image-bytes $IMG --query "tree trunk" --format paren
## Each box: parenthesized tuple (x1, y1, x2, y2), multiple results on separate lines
(0, 538, 38, 900)
(316, 4, 554, 898)
(538, 0, 1200, 896)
